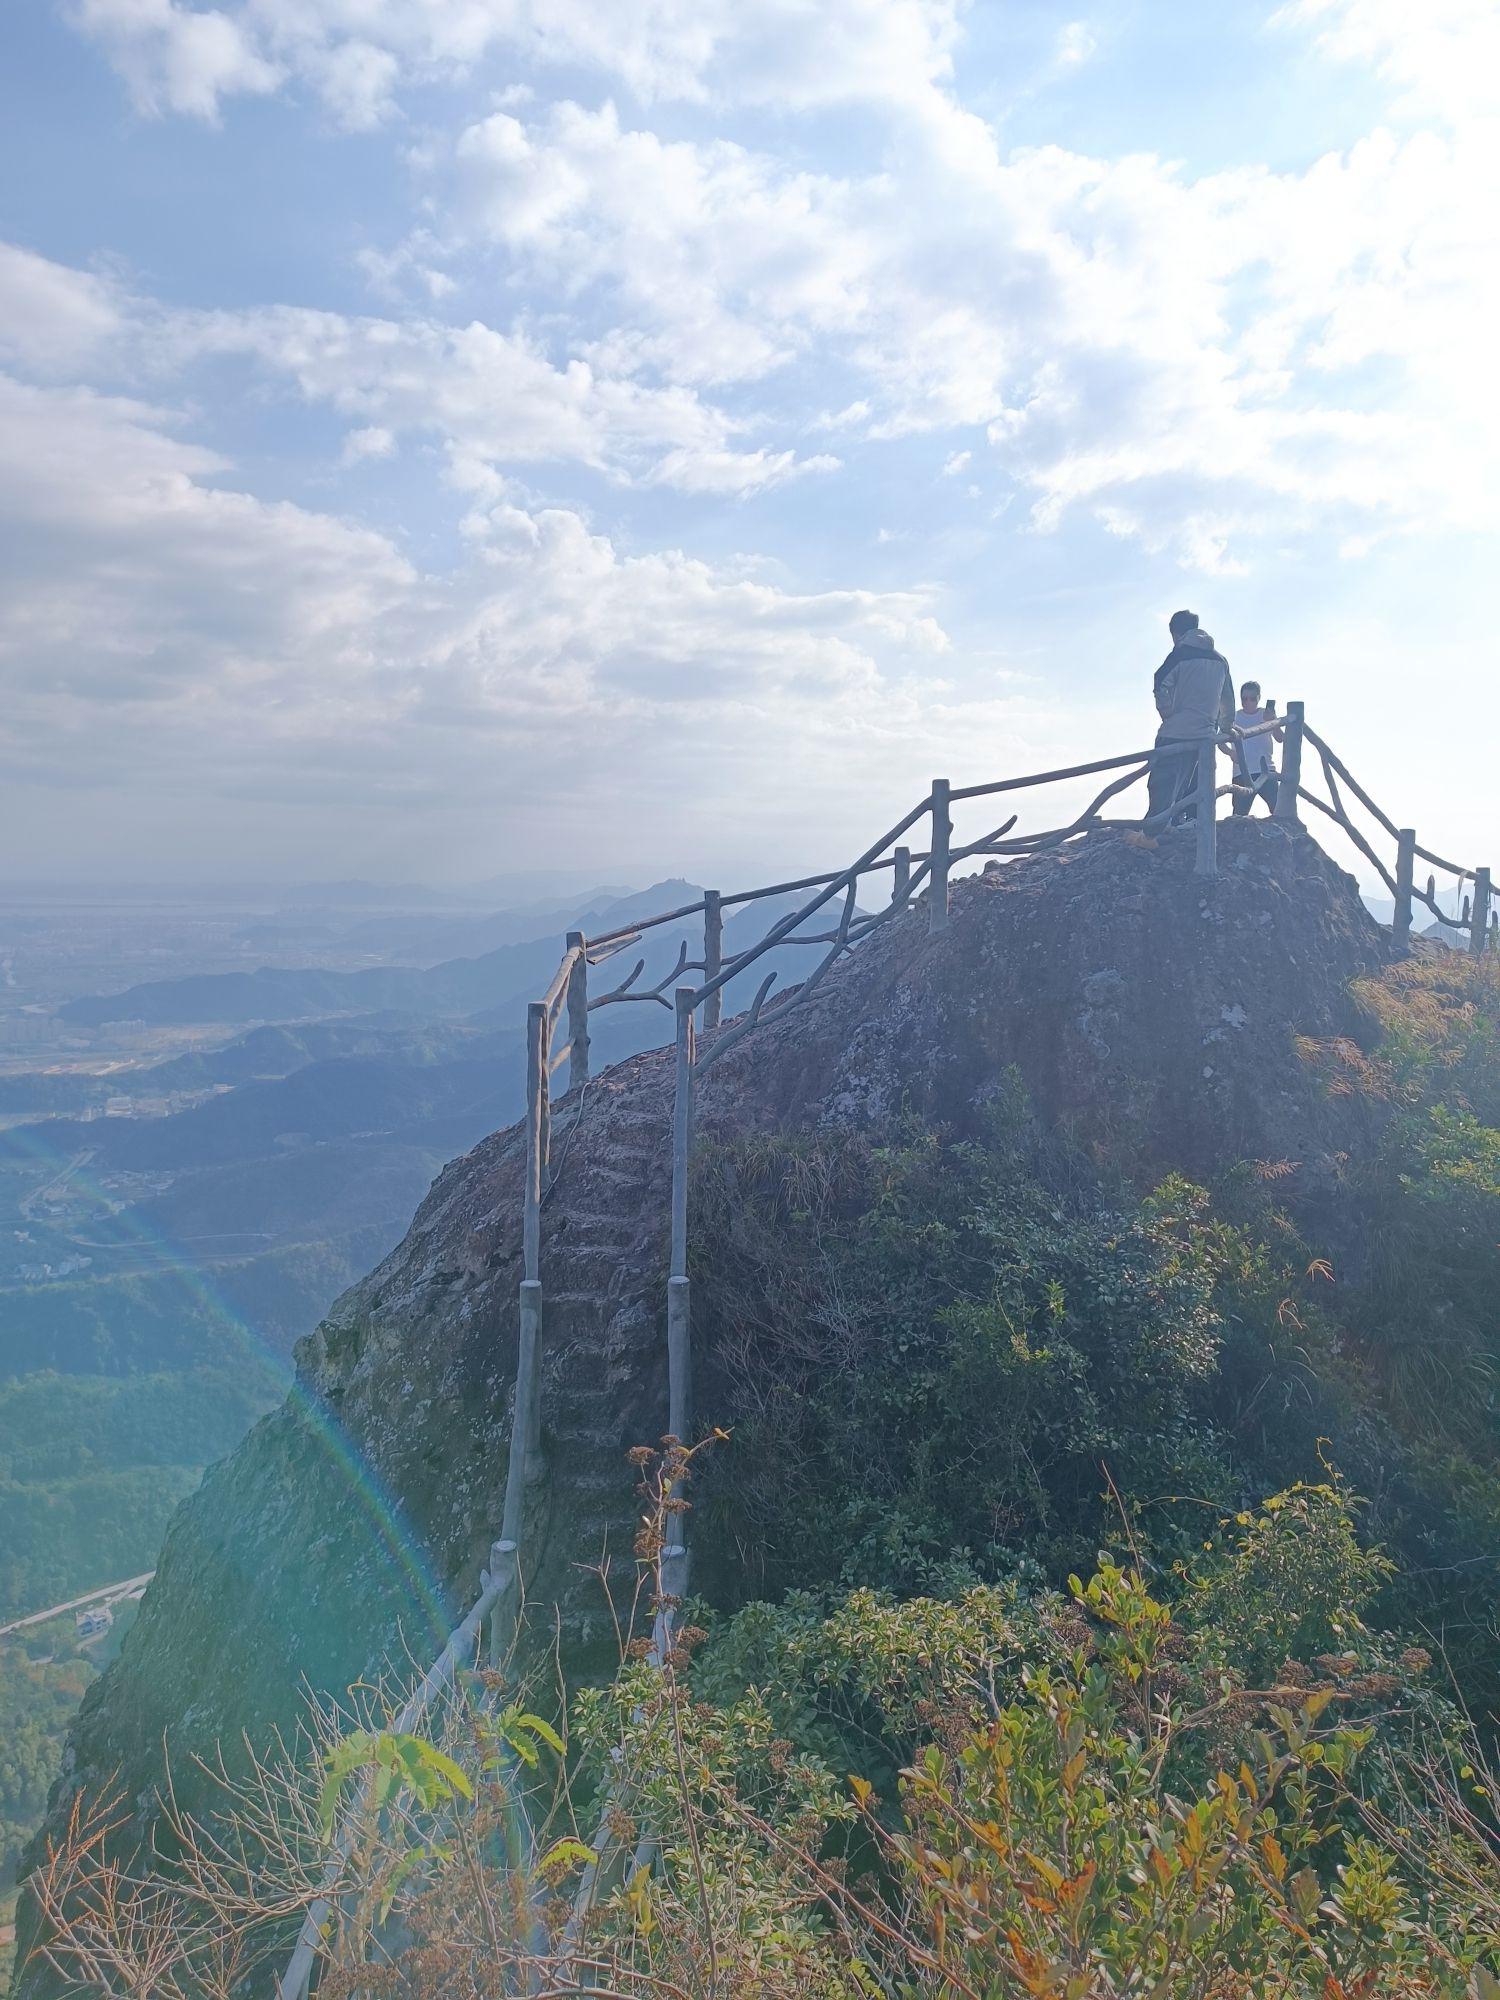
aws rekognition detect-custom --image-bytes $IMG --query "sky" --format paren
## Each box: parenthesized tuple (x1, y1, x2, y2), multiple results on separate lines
(0, 0, 1496, 890)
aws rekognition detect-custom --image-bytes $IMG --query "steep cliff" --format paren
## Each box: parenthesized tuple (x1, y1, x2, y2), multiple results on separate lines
(20, 817, 1397, 1971)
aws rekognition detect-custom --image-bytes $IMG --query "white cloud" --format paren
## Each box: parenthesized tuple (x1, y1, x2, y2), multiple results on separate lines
(449, 102, 866, 387)
(0, 370, 414, 781)
(70, 0, 1499, 565)
(643, 446, 840, 495)
(0, 336, 965, 861)
(0, 243, 127, 375)
(424, 76, 1499, 557)
(1055, 21, 1097, 67)
(69, 0, 966, 127)
(340, 424, 396, 465)
(162, 298, 832, 495)
(1274, 0, 1500, 119)
(73, 0, 281, 119)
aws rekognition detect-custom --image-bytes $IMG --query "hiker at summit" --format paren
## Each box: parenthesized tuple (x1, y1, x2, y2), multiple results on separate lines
(1146, 610, 1234, 824)
(1231, 679, 1285, 815)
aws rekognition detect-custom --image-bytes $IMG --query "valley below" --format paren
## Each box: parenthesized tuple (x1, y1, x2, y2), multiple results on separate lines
(0, 870, 704, 1903)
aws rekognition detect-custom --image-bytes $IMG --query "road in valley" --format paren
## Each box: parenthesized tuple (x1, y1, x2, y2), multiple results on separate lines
(0, 1571, 154, 1640)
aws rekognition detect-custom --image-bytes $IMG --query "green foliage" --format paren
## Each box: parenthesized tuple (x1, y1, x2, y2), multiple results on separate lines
(574, 1652, 860, 1991)
(0, 1645, 91, 1884)
(34, 1537, 1498, 1998)
(563, 1554, 1497, 1999)
(318, 1729, 473, 1838)
(693, 952, 1500, 1730)
(1189, 1481, 1394, 1684)
(1337, 956, 1500, 1416)
(0, 1366, 272, 1623)
(1352, 952, 1500, 1125)
(693, 1111, 1288, 1592)
(880, 1573, 1492, 1999)
(690, 1580, 1057, 1799)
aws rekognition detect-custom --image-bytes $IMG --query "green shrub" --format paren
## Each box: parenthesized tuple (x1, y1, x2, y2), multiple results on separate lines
(1188, 1480, 1394, 1684)
(693, 1115, 1303, 1593)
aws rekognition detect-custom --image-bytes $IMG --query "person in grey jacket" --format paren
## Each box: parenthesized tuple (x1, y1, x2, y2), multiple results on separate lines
(1146, 610, 1234, 824)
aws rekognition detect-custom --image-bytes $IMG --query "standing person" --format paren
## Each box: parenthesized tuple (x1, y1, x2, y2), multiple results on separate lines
(1231, 680, 1283, 815)
(1146, 610, 1234, 824)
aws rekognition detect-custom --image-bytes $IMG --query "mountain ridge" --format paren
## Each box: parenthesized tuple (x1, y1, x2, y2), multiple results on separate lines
(18, 816, 1416, 1937)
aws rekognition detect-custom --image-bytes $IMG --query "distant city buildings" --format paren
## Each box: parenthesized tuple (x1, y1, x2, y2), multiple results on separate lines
(0, 1011, 56, 1046)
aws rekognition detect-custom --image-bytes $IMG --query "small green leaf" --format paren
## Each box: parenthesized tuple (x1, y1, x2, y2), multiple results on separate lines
(508, 1710, 565, 1755)
(541, 1838, 598, 1873)
(377, 1844, 428, 1923)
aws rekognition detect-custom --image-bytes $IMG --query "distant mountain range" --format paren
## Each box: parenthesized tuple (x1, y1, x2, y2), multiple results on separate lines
(57, 882, 702, 1027)
(0, 1021, 458, 1115)
(19, 884, 867, 1183)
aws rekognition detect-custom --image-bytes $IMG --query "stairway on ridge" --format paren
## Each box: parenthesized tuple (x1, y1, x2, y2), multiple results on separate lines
(529, 1080, 675, 1661)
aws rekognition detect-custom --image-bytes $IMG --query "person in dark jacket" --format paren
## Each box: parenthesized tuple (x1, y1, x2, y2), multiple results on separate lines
(1146, 609, 1234, 824)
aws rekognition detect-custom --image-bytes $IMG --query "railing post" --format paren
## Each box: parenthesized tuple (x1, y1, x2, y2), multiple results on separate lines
(1471, 868, 1492, 956)
(701, 890, 723, 1033)
(1194, 736, 1217, 878)
(522, 1001, 546, 1462)
(928, 780, 951, 935)
(892, 845, 911, 904)
(663, 988, 695, 1621)
(1275, 700, 1304, 823)
(565, 932, 590, 1090)
(1394, 828, 1416, 949)
(487, 1534, 520, 1668)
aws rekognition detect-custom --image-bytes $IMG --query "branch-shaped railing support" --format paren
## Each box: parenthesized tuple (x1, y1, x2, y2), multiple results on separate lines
(588, 939, 693, 1013)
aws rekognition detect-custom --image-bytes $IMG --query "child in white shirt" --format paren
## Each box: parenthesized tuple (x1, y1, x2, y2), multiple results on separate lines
(1232, 680, 1284, 816)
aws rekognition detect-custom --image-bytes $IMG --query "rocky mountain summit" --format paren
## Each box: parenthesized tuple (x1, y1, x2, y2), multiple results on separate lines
(24, 817, 1398, 1933)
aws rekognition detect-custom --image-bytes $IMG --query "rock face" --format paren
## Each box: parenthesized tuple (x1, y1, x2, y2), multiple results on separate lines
(19, 818, 1395, 1980)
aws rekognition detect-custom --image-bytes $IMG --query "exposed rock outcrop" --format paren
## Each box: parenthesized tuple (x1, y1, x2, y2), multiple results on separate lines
(18, 817, 1396, 1985)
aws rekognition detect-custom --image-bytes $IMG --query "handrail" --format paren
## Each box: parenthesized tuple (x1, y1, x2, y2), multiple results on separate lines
(585, 894, 709, 953)
(951, 743, 1157, 802)
(277, 1565, 513, 1999)
(279, 701, 1491, 1997)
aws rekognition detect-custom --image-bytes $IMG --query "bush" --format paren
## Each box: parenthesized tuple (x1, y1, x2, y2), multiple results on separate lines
(32, 1542, 1499, 1999)
(1188, 1480, 1394, 1684)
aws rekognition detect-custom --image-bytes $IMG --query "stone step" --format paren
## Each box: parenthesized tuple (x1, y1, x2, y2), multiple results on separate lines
(549, 1248, 623, 1284)
(549, 1424, 628, 1454)
(588, 1160, 659, 1189)
(554, 1212, 642, 1244)
(610, 1108, 666, 1133)
(561, 1465, 634, 1499)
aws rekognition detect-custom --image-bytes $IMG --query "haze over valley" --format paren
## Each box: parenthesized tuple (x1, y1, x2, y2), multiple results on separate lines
(0, 868, 714, 1883)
